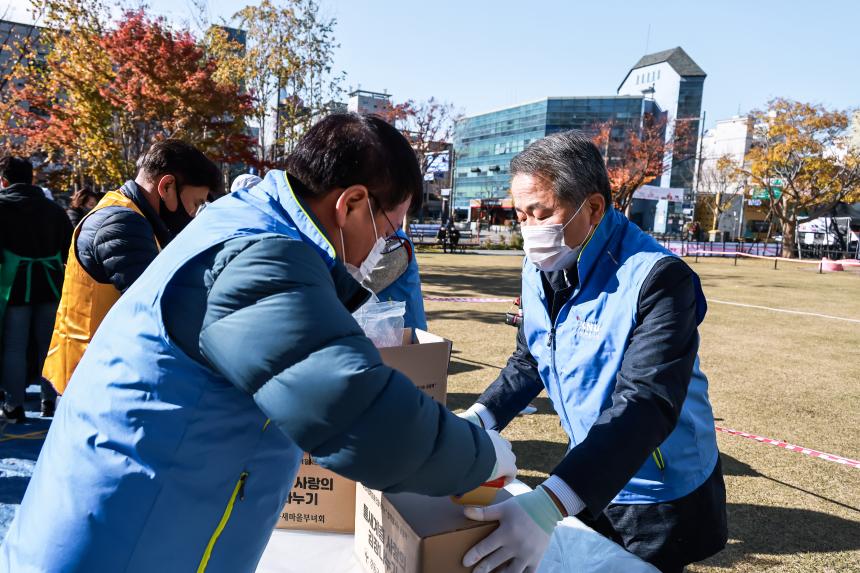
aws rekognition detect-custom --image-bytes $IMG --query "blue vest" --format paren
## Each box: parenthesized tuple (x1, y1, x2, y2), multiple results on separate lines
(377, 230, 427, 330)
(0, 172, 338, 573)
(521, 209, 718, 504)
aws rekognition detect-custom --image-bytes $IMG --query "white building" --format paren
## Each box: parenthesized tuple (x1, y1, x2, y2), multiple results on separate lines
(617, 47, 706, 190)
(698, 116, 753, 173)
(347, 89, 393, 116)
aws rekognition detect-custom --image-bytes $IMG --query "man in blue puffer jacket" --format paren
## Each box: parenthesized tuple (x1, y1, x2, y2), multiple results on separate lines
(0, 113, 516, 573)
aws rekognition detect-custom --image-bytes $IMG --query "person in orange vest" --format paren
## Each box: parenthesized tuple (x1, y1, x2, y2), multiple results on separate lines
(43, 140, 222, 398)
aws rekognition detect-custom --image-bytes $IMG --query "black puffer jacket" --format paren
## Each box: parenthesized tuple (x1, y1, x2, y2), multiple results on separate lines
(76, 181, 172, 293)
(0, 183, 73, 306)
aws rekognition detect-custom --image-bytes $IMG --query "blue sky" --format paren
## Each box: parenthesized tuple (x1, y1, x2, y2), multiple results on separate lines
(7, 0, 858, 129)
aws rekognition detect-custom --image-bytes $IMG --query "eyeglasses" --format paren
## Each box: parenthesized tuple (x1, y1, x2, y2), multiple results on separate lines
(369, 193, 408, 256)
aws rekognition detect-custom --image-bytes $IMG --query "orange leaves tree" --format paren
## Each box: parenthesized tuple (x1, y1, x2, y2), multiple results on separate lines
(8, 1, 255, 188)
(738, 99, 860, 257)
(592, 114, 695, 212)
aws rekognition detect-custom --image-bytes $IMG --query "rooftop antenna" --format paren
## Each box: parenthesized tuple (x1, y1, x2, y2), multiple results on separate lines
(645, 24, 651, 54)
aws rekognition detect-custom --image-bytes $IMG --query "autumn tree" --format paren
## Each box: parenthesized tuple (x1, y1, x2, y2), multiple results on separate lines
(698, 154, 745, 230)
(230, 0, 342, 165)
(8, 1, 255, 188)
(383, 97, 459, 179)
(592, 115, 695, 212)
(738, 99, 860, 258)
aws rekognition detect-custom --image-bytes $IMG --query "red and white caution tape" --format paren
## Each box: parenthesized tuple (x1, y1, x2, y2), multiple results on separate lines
(688, 250, 860, 267)
(715, 425, 860, 469)
(423, 296, 513, 303)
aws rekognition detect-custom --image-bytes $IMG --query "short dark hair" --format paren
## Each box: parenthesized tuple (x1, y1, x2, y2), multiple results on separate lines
(510, 130, 612, 205)
(284, 113, 423, 214)
(0, 156, 34, 185)
(136, 139, 223, 195)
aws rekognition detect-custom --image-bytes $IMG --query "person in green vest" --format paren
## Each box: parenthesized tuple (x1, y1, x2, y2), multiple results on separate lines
(0, 156, 73, 422)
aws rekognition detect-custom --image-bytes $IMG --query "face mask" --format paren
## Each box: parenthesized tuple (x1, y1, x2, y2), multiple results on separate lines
(159, 189, 194, 235)
(341, 197, 386, 284)
(521, 199, 593, 272)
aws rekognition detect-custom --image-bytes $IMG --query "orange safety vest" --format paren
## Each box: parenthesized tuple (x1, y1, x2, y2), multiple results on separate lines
(43, 190, 161, 394)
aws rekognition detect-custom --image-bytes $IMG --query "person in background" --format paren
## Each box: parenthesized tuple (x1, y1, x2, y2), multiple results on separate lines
(230, 172, 262, 193)
(1, 112, 515, 573)
(0, 156, 73, 421)
(459, 131, 726, 573)
(43, 139, 222, 396)
(65, 187, 104, 228)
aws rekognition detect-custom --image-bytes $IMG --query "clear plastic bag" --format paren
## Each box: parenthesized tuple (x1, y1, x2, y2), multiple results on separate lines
(352, 295, 406, 348)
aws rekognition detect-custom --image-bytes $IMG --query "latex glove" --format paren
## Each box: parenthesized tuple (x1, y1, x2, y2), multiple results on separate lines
(485, 429, 517, 484)
(462, 486, 562, 573)
(458, 406, 484, 427)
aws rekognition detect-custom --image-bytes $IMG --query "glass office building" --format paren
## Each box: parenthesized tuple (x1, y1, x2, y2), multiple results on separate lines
(452, 96, 658, 210)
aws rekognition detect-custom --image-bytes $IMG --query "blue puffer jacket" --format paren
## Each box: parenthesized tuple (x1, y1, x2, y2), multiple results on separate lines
(0, 171, 495, 573)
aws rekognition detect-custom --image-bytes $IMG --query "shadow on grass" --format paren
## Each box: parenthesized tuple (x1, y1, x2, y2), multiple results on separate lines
(420, 268, 520, 298)
(425, 308, 508, 325)
(703, 503, 860, 569)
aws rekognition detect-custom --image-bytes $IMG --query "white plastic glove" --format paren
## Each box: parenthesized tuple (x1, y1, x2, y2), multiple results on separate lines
(458, 406, 484, 428)
(485, 429, 517, 484)
(462, 486, 563, 573)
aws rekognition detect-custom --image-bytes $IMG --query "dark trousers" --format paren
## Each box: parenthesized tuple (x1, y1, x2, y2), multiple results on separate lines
(1, 302, 58, 408)
(578, 458, 728, 573)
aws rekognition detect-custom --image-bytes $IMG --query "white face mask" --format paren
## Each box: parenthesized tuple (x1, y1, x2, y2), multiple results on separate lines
(341, 197, 387, 284)
(521, 199, 593, 272)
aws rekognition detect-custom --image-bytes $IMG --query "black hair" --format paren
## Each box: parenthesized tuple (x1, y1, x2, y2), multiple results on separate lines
(510, 130, 612, 205)
(136, 139, 224, 195)
(0, 155, 34, 185)
(284, 113, 423, 214)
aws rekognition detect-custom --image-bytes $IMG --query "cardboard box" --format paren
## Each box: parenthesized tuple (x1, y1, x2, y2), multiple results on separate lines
(276, 328, 451, 533)
(355, 484, 505, 573)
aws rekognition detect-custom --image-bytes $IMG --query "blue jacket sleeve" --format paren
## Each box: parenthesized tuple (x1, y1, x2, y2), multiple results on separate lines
(77, 206, 159, 293)
(197, 236, 495, 496)
(476, 320, 544, 430)
(552, 257, 698, 516)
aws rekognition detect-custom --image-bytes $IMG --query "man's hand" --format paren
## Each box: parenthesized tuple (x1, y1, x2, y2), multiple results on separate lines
(458, 406, 484, 428)
(485, 430, 517, 484)
(462, 486, 563, 573)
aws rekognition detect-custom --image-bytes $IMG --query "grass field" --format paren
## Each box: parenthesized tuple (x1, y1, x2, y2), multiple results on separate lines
(418, 252, 860, 573)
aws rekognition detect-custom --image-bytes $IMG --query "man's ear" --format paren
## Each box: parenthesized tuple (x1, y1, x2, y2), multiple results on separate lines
(156, 174, 179, 211)
(333, 184, 369, 228)
(0, 177, 8, 188)
(588, 193, 607, 225)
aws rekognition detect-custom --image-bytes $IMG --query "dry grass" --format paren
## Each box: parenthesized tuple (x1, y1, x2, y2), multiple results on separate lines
(418, 252, 860, 573)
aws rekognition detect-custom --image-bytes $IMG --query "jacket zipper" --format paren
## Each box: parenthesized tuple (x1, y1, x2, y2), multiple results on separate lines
(652, 447, 667, 472)
(196, 471, 249, 573)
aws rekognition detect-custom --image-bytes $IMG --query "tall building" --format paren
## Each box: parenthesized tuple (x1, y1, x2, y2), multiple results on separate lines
(617, 46, 706, 189)
(347, 89, 393, 116)
(698, 116, 753, 173)
(453, 96, 658, 211)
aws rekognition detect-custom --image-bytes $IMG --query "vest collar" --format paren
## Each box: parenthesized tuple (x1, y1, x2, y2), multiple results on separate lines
(571, 208, 624, 288)
(255, 171, 338, 268)
(259, 171, 369, 310)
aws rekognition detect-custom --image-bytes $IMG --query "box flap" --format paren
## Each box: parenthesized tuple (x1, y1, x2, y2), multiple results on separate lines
(379, 328, 451, 405)
(385, 490, 509, 539)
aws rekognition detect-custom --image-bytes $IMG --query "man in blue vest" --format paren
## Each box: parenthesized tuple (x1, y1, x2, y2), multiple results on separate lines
(459, 131, 727, 573)
(1, 113, 516, 573)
